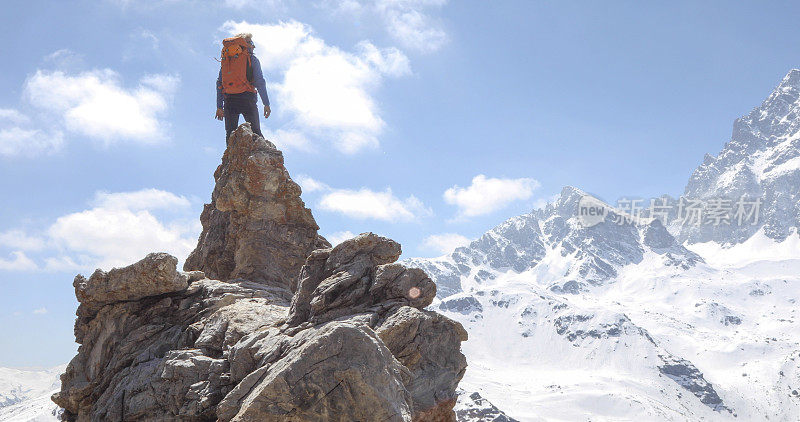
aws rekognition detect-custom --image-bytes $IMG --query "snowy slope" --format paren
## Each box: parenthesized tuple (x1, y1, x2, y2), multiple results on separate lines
(440, 245, 800, 421)
(0, 392, 62, 422)
(0, 366, 63, 421)
(412, 70, 800, 421)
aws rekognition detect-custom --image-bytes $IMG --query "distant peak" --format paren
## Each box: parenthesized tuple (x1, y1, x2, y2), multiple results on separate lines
(560, 185, 587, 197)
(779, 68, 800, 88)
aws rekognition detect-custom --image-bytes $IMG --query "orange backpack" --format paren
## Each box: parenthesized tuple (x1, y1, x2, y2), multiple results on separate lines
(219, 37, 255, 95)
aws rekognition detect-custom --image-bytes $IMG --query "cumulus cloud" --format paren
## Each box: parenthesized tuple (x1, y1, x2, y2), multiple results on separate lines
(422, 232, 470, 255)
(295, 174, 329, 193)
(0, 230, 47, 251)
(47, 189, 197, 270)
(0, 126, 64, 157)
(0, 251, 38, 271)
(32, 307, 48, 315)
(0, 108, 64, 157)
(320, 187, 430, 221)
(444, 175, 540, 218)
(23, 69, 179, 144)
(325, 230, 356, 246)
(221, 20, 409, 153)
(0, 189, 199, 272)
(294, 174, 429, 221)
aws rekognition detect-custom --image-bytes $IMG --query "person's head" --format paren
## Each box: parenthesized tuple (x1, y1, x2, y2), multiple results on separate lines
(236, 32, 255, 50)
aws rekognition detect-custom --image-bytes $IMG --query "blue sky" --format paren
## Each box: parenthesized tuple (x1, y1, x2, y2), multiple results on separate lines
(1, 0, 799, 367)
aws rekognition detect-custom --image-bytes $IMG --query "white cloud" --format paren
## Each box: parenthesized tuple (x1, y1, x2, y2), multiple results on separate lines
(221, 20, 409, 153)
(0, 188, 198, 273)
(140, 74, 180, 95)
(0, 127, 64, 157)
(444, 174, 540, 218)
(422, 232, 470, 255)
(92, 189, 191, 211)
(0, 251, 38, 271)
(320, 187, 430, 221)
(357, 41, 411, 77)
(23, 69, 180, 144)
(0, 230, 46, 251)
(0, 108, 30, 125)
(44, 49, 85, 70)
(262, 128, 313, 152)
(378, 0, 449, 53)
(326, 230, 356, 246)
(0, 108, 64, 157)
(47, 189, 197, 270)
(32, 307, 48, 315)
(321, 0, 449, 53)
(295, 174, 329, 193)
(294, 174, 429, 222)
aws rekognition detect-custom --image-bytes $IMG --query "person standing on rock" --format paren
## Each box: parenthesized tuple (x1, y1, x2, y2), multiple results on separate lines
(214, 33, 270, 141)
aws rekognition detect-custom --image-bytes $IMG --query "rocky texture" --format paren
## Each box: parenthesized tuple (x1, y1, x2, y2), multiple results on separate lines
(74, 253, 189, 317)
(54, 125, 467, 421)
(286, 234, 434, 328)
(454, 390, 519, 422)
(675, 69, 800, 244)
(657, 355, 730, 413)
(184, 124, 329, 289)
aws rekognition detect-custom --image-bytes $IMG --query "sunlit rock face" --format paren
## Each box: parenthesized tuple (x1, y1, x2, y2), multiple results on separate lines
(52, 124, 468, 422)
(184, 124, 329, 291)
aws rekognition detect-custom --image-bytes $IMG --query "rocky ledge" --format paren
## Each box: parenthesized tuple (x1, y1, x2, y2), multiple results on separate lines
(52, 124, 468, 421)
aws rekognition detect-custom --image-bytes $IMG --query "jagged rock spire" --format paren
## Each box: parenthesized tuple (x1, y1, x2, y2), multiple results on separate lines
(184, 123, 329, 290)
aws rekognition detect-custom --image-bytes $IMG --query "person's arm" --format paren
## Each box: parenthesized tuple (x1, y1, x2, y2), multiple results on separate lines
(250, 56, 270, 107)
(216, 69, 224, 109)
(215, 69, 224, 120)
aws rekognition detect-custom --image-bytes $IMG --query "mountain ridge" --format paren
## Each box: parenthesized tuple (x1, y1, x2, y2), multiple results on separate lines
(406, 69, 800, 421)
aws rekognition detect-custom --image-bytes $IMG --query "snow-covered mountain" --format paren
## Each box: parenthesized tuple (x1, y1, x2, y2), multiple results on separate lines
(408, 69, 800, 421)
(406, 185, 701, 298)
(677, 68, 800, 244)
(0, 366, 63, 421)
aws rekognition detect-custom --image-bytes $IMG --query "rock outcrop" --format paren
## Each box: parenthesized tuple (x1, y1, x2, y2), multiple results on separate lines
(184, 124, 329, 290)
(53, 123, 467, 421)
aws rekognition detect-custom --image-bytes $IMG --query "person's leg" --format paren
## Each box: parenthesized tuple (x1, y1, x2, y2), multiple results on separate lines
(240, 100, 263, 137)
(224, 105, 240, 143)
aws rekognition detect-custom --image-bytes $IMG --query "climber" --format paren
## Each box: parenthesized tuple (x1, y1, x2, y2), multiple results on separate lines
(214, 33, 271, 141)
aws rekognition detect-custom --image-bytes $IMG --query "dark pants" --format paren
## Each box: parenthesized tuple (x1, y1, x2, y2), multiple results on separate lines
(224, 92, 262, 141)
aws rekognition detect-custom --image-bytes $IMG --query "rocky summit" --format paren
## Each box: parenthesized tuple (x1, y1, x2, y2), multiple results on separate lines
(52, 123, 467, 421)
(184, 124, 329, 290)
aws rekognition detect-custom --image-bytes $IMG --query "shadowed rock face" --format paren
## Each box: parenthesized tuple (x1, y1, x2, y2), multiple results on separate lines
(184, 124, 329, 290)
(53, 125, 467, 422)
